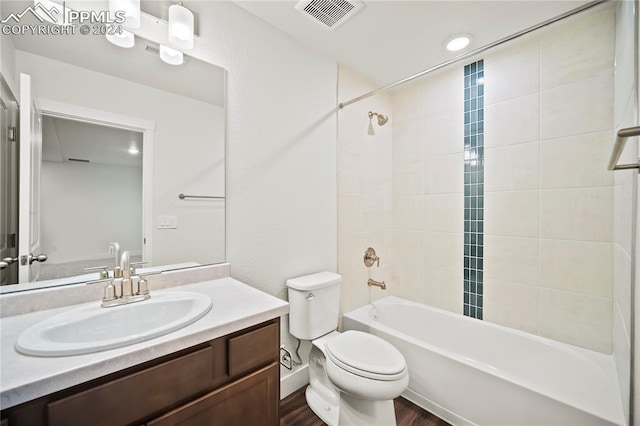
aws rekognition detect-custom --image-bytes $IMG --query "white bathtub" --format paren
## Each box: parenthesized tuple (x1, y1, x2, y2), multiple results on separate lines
(342, 296, 625, 426)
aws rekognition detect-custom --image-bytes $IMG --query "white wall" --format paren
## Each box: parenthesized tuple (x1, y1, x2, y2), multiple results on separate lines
(41, 161, 142, 263)
(14, 50, 225, 266)
(187, 3, 338, 355)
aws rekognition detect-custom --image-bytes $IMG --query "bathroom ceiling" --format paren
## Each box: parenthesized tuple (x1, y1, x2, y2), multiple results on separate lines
(42, 116, 143, 168)
(235, 0, 594, 88)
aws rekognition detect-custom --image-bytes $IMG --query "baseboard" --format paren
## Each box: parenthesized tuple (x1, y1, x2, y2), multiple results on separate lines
(280, 363, 309, 400)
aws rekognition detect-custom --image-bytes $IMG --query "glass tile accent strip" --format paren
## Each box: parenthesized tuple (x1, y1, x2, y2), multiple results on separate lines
(463, 60, 484, 320)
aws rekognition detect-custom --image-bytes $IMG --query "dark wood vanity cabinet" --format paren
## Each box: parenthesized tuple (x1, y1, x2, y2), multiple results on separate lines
(2, 319, 280, 426)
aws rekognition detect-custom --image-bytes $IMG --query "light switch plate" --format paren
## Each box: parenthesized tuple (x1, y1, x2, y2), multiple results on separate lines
(157, 215, 178, 229)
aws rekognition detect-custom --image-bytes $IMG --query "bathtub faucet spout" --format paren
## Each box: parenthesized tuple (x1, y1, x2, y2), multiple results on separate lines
(368, 278, 387, 290)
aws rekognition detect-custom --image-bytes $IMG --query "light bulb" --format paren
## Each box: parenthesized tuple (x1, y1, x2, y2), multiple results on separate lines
(159, 45, 184, 65)
(446, 35, 472, 52)
(106, 28, 135, 48)
(109, 0, 140, 28)
(168, 4, 194, 50)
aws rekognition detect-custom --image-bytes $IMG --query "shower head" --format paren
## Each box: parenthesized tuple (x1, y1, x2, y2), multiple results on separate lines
(368, 111, 389, 128)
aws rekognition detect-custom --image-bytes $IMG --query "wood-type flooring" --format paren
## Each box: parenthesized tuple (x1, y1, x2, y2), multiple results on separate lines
(280, 388, 451, 426)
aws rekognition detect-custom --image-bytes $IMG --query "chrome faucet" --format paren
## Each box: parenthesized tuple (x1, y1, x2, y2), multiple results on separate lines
(109, 242, 121, 267)
(121, 251, 133, 297)
(87, 250, 153, 308)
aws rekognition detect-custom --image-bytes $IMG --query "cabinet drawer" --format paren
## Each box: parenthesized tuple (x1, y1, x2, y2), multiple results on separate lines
(148, 363, 279, 426)
(47, 346, 214, 426)
(228, 322, 278, 377)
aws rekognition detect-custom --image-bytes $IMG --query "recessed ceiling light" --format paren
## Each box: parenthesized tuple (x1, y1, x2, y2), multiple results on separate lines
(446, 34, 472, 52)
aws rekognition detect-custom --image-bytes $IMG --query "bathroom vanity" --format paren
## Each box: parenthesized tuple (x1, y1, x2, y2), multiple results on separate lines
(0, 266, 288, 426)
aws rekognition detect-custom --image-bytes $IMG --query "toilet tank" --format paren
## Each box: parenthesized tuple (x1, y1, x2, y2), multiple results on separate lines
(286, 272, 341, 340)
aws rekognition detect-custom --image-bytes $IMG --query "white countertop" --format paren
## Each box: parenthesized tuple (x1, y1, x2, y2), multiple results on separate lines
(0, 277, 289, 410)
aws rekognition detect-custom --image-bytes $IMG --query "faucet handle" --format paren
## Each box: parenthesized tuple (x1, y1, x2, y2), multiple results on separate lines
(129, 261, 148, 276)
(364, 247, 380, 267)
(86, 278, 118, 305)
(84, 265, 109, 279)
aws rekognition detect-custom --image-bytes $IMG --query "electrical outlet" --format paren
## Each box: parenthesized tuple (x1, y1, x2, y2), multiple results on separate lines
(280, 346, 292, 370)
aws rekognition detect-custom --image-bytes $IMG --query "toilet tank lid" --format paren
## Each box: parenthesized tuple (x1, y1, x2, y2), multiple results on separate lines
(286, 271, 342, 290)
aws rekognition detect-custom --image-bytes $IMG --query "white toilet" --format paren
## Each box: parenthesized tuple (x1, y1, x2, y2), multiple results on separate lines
(287, 272, 409, 426)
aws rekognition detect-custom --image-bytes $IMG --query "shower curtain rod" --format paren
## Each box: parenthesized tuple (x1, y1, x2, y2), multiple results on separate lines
(338, 0, 608, 109)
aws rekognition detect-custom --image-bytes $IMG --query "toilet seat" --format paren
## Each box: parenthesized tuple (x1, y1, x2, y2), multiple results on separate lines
(326, 330, 407, 381)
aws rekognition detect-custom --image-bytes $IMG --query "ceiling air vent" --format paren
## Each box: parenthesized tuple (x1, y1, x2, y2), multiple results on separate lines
(295, 0, 364, 30)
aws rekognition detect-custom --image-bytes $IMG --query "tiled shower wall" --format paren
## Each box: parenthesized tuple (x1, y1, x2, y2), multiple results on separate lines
(387, 5, 616, 352)
(337, 66, 393, 315)
(612, 0, 638, 421)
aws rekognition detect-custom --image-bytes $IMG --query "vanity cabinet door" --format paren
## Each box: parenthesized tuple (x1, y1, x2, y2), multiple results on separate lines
(148, 363, 279, 426)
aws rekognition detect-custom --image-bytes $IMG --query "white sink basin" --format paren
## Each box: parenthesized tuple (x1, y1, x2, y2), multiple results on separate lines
(16, 291, 212, 357)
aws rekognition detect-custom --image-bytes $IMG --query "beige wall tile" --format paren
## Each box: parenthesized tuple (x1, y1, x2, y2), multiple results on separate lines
(539, 239, 612, 298)
(484, 280, 538, 334)
(338, 232, 385, 275)
(614, 176, 635, 256)
(424, 269, 463, 314)
(393, 195, 424, 231)
(538, 288, 612, 353)
(540, 74, 613, 140)
(485, 142, 540, 191)
(613, 303, 631, 421)
(337, 150, 364, 194)
(393, 120, 424, 164)
(485, 191, 539, 238)
(362, 195, 386, 232)
(388, 264, 425, 305)
(484, 236, 539, 286)
(485, 93, 540, 148)
(423, 68, 464, 120)
(424, 232, 463, 274)
(540, 187, 613, 242)
(393, 230, 425, 267)
(424, 194, 464, 234)
(613, 246, 632, 335)
(541, 8, 614, 90)
(424, 153, 463, 194)
(540, 131, 613, 189)
(338, 193, 364, 234)
(424, 112, 464, 156)
(485, 37, 540, 105)
(392, 82, 426, 125)
(392, 161, 423, 196)
(340, 268, 370, 315)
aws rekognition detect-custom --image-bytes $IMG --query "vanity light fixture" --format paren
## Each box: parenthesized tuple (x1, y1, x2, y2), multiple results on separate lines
(159, 45, 184, 65)
(109, 0, 141, 28)
(106, 28, 135, 48)
(446, 34, 472, 52)
(168, 3, 195, 50)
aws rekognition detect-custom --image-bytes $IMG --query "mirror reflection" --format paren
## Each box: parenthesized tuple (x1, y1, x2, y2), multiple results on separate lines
(0, 0, 226, 293)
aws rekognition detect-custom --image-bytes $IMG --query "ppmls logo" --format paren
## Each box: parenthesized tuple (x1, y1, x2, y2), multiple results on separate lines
(0, 3, 60, 24)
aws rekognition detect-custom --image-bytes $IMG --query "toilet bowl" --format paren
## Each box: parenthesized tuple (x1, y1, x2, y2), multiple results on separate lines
(286, 272, 409, 426)
(326, 330, 409, 400)
(306, 330, 409, 426)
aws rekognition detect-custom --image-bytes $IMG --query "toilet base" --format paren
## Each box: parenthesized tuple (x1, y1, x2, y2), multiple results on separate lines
(306, 385, 339, 426)
(339, 393, 397, 426)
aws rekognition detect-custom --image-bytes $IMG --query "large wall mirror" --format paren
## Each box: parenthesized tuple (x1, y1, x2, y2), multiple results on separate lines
(0, 0, 226, 293)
